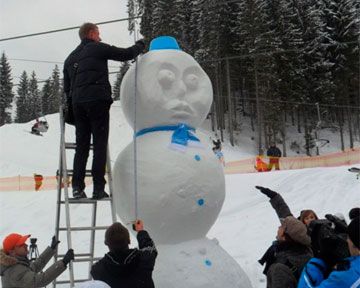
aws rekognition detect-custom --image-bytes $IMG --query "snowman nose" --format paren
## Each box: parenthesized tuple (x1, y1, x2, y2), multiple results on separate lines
(177, 81, 187, 98)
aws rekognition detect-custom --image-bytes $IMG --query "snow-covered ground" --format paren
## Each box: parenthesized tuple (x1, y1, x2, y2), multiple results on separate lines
(0, 102, 359, 287)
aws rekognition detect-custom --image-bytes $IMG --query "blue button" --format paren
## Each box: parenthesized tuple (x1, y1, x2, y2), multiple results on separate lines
(194, 155, 201, 161)
(205, 259, 212, 266)
(197, 199, 205, 206)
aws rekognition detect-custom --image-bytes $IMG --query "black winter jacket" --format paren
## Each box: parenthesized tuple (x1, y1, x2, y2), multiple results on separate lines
(267, 146, 282, 158)
(63, 39, 142, 104)
(91, 231, 157, 288)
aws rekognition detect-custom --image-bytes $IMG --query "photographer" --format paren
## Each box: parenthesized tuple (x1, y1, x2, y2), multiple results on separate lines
(256, 186, 313, 288)
(0, 233, 74, 287)
(298, 216, 360, 287)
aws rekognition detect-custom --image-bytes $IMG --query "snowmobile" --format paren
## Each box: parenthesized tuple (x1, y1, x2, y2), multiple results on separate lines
(31, 118, 49, 136)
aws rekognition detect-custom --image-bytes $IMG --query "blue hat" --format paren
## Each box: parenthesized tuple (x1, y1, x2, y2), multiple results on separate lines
(149, 36, 181, 51)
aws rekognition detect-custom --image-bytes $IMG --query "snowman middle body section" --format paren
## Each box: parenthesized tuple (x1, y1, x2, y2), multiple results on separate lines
(113, 48, 225, 244)
(114, 132, 225, 244)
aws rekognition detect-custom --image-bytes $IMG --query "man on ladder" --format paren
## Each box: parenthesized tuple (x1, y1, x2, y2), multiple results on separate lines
(63, 22, 145, 199)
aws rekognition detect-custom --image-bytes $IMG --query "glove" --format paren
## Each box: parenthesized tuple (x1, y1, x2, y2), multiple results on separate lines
(255, 186, 278, 199)
(64, 100, 75, 125)
(62, 249, 74, 266)
(325, 214, 347, 233)
(50, 236, 60, 249)
(135, 39, 146, 53)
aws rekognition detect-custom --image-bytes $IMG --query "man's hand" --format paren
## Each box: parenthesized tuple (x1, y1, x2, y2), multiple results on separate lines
(132, 219, 144, 232)
(62, 249, 74, 266)
(135, 39, 146, 53)
(255, 186, 278, 199)
(50, 236, 60, 249)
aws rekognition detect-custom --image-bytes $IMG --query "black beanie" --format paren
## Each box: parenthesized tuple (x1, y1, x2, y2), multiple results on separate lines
(347, 216, 360, 249)
(349, 207, 360, 220)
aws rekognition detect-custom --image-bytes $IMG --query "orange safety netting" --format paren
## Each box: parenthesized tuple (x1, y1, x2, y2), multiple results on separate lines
(0, 148, 359, 191)
(225, 147, 360, 174)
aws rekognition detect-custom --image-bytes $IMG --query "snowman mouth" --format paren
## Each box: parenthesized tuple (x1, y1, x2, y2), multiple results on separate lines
(167, 102, 194, 116)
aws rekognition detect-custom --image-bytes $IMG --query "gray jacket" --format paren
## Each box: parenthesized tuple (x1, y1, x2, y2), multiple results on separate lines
(0, 247, 66, 287)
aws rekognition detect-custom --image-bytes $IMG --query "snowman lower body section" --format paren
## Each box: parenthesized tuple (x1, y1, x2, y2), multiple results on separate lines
(153, 237, 253, 288)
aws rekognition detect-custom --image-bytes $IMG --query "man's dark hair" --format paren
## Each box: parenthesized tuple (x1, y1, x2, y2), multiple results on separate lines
(105, 222, 130, 252)
(79, 23, 97, 40)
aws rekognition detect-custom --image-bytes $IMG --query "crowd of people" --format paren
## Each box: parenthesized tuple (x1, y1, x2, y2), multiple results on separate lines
(256, 186, 360, 288)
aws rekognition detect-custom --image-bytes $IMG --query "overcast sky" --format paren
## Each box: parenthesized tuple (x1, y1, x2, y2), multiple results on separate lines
(0, 0, 136, 86)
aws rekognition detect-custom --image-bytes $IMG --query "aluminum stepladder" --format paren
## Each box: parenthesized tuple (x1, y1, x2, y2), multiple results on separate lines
(53, 107, 117, 287)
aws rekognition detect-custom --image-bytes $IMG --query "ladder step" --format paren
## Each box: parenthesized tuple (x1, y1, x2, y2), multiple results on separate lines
(59, 226, 108, 231)
(56, 278, 91, 284)
(65, 169, 92, 177)
(73, 257, 102, 263)
(65, 142, 94, 150)
(60, 198, 111, 204)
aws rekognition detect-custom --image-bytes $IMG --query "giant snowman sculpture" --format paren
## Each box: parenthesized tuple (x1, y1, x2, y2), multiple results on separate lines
(113, 36, 252, 288)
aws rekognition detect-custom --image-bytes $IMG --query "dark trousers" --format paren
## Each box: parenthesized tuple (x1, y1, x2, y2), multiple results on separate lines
(72, 101, 110, 192)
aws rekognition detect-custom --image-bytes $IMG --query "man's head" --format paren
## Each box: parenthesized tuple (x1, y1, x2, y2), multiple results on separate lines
(2, 233, 30, 256)
(277, 216, 311, 246)
(347, 216, 360, 256)
(79, 23, 101, 42)
(105, 222, 130, 252)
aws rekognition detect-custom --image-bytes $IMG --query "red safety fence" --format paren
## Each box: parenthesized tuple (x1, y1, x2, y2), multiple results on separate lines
(0, 148, 359, 191)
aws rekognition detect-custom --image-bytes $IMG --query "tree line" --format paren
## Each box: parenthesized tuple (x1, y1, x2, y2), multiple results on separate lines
(129, 0, 359, 153)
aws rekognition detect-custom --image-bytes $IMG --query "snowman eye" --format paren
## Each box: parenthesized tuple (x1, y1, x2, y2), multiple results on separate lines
(184, 74, 199, 90)
(158, 69, 175, 89)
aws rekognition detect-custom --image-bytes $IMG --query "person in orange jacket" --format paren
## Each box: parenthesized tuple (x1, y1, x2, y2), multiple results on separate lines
(33, 174, 43, 191)
(255, 149, 268, 172)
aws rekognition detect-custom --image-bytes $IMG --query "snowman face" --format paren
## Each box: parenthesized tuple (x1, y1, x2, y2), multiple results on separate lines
(121, 50, 213, 130)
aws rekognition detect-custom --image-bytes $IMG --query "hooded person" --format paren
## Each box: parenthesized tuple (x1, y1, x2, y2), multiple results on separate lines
(0, 233, 73, 287)
(90, 220, 157, 288)
(298, 216, 360, 288)
(256, 186, 313, 288)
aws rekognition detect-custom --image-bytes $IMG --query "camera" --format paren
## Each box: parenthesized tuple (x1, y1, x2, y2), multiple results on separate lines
(30, 238, 37, 245)
(308, 219, 350, 264)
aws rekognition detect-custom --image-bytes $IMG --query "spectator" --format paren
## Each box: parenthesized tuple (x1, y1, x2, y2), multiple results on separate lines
(256, 186, 313, 288)
(63, 22, 145, 200)
(299, 210, 318, 226)
(255, 149, 269, 172)
(267, 144, 282, 171)
(297, 216, 360, 287)
(0, 233, 74, 287)
(349, 207, 360, 220)
(91, 220, 157, 288)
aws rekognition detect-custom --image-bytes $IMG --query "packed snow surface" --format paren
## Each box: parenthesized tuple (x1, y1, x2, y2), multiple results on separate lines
(0, 104, 358, 287)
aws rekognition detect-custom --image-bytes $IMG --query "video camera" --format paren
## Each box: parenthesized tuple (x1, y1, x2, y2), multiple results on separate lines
(308, 219, 349, 265)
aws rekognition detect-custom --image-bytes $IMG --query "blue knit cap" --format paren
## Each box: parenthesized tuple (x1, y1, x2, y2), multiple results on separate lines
(149, 36, 181, 51)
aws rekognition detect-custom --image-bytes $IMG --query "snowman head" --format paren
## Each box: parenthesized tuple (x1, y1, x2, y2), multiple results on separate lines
(121, 36, 213, 131)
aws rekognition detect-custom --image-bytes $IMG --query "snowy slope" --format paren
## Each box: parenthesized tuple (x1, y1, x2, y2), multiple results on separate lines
(0, 103, 359, 287)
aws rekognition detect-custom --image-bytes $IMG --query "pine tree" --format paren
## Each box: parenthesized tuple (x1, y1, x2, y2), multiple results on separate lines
(28, 71, 41, 120)
(15, 71, 30, 123)
(0, 53, 15, 125)
(113, 62, 130, 101)
(41, 78, 52, 115)
(48, 65, 62, 114)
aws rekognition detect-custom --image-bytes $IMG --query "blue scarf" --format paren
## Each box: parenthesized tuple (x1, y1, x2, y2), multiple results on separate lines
(135, 123, 200, 146)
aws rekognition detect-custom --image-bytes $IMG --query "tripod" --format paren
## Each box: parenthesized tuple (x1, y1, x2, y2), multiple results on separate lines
(28, 238, 39, 261)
